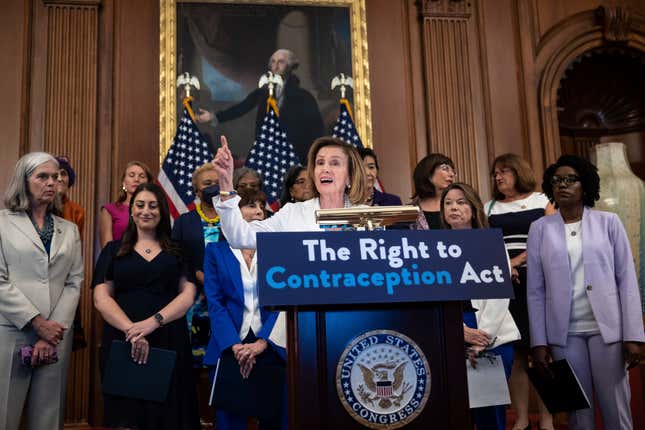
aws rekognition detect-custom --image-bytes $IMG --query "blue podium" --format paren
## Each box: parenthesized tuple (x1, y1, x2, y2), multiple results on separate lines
(258, 229, 512, 429)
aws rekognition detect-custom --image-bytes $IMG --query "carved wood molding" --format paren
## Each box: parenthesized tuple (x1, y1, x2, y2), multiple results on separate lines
(595, 5, 632, 43)
(41, 4, 99, 425)
(42, 0, 101, 6)
(421, 0, 471, 19)
(515, 0, 645, 175)
(419, 1, 485, 190)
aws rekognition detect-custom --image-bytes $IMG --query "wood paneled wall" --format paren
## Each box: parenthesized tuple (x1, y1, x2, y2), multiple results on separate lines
(42, 0, 100, 425)
(1, 0, 644, 426)
(419, 0, 491, 195)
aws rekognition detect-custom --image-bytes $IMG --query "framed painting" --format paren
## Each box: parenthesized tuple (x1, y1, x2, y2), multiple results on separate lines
(159, 0, 372, 165)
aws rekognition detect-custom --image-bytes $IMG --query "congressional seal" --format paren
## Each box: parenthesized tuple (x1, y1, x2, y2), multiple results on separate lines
(336, 329, 430, 429)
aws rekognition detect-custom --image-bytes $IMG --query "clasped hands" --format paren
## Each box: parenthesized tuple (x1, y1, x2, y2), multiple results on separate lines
(32, 315, 65, 345)
(232, 339, 268, 379)
(30, 315, 65, 366)
(124, 317, 160, 365)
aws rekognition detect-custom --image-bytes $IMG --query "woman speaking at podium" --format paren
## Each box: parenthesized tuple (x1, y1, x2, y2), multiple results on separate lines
(209, 135, 369, 428)
(211, 135, 370, 247)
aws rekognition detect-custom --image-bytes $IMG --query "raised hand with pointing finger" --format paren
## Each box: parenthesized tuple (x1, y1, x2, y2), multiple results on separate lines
(212, 136, 235, 197)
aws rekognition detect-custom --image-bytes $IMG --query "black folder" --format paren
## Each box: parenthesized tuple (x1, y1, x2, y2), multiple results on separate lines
(527, 359, 591, 414)
(211, 352, 285, 422)
(102, 340, 177, 402)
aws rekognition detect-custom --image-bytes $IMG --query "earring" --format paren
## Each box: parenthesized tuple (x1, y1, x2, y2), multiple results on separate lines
(290, 194, 295, 202)
(122, 185, 127, 192)
(346, 183, 351, 189)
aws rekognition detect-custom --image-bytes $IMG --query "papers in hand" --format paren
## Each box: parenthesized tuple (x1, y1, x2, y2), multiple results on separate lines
(466, 353, 510, 409)
(527, 359, 590, 413)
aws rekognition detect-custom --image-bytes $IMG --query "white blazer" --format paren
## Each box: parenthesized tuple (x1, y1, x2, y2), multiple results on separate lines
(471, 298, 520, 348)
(0, 210, 83, 328)
(215, 196, 329, 249)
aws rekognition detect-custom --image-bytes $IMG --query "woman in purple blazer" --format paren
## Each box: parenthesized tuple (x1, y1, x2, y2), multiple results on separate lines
(526, 155, 644, 430)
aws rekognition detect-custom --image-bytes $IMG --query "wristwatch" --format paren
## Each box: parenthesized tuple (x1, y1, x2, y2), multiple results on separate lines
(219, 190, 237, 197)
(154, 312, 164, 327)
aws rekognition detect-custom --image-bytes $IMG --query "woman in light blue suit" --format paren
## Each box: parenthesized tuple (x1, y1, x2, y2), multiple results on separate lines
(527, 155, 644, 430)
(204, 189, 285, 430)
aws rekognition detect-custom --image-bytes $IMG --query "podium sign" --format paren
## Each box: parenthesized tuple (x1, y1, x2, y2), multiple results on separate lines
(258, 229, 513, 306)
(258, 229, 513, 429)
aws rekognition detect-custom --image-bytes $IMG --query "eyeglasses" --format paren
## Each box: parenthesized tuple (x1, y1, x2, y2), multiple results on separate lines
(550, 175, 580, 187)
(436, 164, 456, 175)
(491, 168, 513, 179)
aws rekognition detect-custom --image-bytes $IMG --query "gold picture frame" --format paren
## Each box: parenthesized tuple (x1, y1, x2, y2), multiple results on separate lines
(159, 0, 372, 165)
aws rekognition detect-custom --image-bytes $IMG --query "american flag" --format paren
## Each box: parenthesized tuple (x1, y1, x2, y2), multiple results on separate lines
(332, 98, 364, 149)
(332, 98, 384, 192)
(158, 97, 212, 219)
(245, 97, 300, 211)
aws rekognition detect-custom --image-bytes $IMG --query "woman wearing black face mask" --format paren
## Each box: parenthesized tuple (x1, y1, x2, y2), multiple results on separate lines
(171, 163, 223, 424)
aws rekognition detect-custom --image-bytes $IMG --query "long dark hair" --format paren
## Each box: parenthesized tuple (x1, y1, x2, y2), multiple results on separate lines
(412, 153, 455, 200)
(117, 182, 181, 257)
(279, 165, 307, 207)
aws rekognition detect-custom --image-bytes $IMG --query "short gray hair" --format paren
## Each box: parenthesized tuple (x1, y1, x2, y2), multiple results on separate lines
(4, 152, 58, 211)
(233, 167, 263, 189)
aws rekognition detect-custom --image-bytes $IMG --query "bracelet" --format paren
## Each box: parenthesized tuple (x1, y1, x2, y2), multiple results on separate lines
(219, 190, 238, 197)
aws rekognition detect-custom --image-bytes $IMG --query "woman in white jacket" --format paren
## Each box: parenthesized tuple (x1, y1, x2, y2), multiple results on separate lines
(440, 182, 520, 430)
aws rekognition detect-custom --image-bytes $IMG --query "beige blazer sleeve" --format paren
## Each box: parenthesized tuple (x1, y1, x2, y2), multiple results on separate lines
(0, 229, 41, 329)
(0, 210, 83, 329)
(49, 219, 83, 327)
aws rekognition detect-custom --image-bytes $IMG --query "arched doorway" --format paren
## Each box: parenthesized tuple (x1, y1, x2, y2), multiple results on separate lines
(557, 47, 645, 178)
(536, 5, 645, 167)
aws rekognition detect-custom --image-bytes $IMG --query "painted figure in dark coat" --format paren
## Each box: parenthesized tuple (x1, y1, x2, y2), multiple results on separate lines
(196, 49, 324, 163)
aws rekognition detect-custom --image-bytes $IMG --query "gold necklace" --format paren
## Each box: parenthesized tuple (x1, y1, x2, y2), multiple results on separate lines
(196, 203, 220, 224)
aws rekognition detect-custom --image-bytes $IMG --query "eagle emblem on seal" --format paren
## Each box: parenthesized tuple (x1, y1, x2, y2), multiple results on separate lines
(336, 329, 430, 429)
(357, 361, 411, 409)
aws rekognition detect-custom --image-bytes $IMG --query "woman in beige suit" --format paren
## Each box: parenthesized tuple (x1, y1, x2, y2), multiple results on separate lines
(0, 152, 83, 430)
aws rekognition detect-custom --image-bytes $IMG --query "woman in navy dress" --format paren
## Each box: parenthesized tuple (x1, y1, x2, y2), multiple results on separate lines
(93, 182, 200, 430)
(485, 153, 555, 430)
